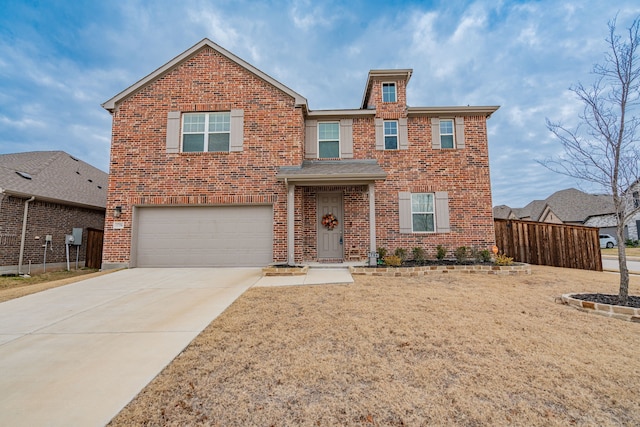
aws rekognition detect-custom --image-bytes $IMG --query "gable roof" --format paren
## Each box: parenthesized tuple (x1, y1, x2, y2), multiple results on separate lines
(518, 199, 547, 221)
(102, 38, 308, 113)
(0, 151, 108, 209)
(492, 205, 513, 219)
(502, 188, 615, 224)
(543, 188, 614, 223)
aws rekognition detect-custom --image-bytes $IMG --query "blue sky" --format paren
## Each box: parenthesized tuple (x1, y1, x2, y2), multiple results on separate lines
(1, 0, 639, 207)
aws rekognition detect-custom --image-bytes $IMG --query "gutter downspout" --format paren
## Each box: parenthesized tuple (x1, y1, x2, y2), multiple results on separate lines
(18, 196, 35, 275)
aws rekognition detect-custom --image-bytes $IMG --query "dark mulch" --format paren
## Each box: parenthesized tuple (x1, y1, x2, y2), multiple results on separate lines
(403, 259, 492, 266)
(371, 259, 494, 268)
(572, 293, 640, 308)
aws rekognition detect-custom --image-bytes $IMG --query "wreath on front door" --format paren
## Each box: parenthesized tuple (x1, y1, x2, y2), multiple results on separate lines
(322, 213, 339, 230)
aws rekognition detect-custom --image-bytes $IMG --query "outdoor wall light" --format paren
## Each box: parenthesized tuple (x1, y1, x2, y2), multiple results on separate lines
(114, 206, 122, 218)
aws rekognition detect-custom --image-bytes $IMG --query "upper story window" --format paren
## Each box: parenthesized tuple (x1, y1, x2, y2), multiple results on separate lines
(318, 122, 340, 158)
(412, 193, 435, 232)
(384, 120, 398, 150)
(439, 119, 455, 149)
(382, 83, 397, 103)
(182, 112, 230, 152)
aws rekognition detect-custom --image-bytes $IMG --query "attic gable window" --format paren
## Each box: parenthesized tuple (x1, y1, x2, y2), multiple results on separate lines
(182, 112, 230, 152)
(382, 82, 396, 103)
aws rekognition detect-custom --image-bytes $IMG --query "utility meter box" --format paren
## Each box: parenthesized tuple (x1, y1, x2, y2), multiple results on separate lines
(65, 235, 75, 245)
(71, 228, 82, 246)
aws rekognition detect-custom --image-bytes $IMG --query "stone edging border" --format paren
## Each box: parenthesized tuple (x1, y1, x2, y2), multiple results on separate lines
(561, 294, 640, 323)
(262, 265, 309, 276)
(349, 263, 531, 276)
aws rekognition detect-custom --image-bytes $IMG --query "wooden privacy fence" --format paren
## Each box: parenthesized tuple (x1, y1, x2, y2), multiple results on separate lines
(494, 219, 602, 271)
(85, 228, 104, 269)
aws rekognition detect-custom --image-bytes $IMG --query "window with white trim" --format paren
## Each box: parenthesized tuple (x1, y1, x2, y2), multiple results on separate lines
(382, 82, 396, 103)
(439, 119, 455, 149)
(412, 193, 435, 232)
(182, 112, 230, 152)
(318, 122, 340, 158)
(384, 120, 398, 150)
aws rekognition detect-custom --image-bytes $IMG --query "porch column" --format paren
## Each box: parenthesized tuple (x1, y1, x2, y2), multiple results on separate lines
(287, 183, 295, 265)
(368, 183, 377, 266)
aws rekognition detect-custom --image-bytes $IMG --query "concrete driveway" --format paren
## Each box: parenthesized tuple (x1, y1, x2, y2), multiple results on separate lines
(0, 268, 262, 426)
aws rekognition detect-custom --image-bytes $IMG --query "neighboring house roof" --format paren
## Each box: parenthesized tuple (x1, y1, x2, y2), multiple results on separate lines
(543, 188, 614, 223)
(102, 38, 308, 113)
(498, 188, 615, 224)
(0, 151, 108, 209)
(276, 160, 387, 185)
(516, 199, 546, 221)
(492, 205, 513, 219)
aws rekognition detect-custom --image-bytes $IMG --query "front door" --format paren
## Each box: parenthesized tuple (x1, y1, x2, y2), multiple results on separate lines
(317, 192, 343, 259)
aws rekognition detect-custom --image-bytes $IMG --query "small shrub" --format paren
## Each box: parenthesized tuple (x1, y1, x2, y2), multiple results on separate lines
(383, 255, 402, 267)
(495, 253, 514, 266)
(412, 247, 426, 263)
(394, 248, 408, 261)
(478, 249, 492, 263)
(454, 246, 468, 263)
(625, 239, 639, 248)
(435, 245, 447, 260)
(377, 247, 387, 259)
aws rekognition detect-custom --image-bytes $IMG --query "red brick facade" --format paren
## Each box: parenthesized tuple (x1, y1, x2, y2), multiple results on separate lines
(103, 40, 496, 267)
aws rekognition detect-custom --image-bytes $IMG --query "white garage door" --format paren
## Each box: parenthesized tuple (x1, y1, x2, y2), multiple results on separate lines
(135, 206, 273, 267)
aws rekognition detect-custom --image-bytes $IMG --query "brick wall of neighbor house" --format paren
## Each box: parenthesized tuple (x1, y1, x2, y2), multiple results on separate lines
(0, 195, 105, 271)
(103, 46, 305, 266)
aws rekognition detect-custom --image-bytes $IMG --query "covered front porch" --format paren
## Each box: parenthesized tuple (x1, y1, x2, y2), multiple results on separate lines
(276, 160, 387, 265)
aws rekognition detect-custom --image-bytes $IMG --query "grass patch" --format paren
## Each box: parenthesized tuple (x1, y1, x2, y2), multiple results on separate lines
(602, 247, 640, 257)
(0, 269, 101, 302)
(110, 266, 640, 426)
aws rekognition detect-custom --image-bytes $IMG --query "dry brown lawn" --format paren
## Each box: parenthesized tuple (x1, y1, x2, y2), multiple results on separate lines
(0, 269, 105, 302)
(110, 266, 640, 426)
(602, 247, 640, 257)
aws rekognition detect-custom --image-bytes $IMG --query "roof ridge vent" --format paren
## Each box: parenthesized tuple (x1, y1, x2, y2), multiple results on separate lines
(16, 171, 32, 180)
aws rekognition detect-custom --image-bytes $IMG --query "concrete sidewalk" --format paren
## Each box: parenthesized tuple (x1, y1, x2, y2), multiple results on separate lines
(254, 267, 354, 287)
(0, 268, 262, 426)
(602, 255, 640, 275)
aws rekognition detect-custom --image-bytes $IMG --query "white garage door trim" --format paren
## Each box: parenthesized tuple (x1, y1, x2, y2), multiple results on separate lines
(133, 205, 273, 267)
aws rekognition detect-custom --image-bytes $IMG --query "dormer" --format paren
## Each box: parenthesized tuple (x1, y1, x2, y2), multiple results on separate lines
(360, 69, 412, 116)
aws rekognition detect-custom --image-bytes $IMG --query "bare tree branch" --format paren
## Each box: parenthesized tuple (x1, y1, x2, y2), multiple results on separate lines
(539, 15, 640, 303)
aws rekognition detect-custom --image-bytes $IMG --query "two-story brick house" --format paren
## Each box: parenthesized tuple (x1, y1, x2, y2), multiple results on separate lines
(101, 39, 498, 269)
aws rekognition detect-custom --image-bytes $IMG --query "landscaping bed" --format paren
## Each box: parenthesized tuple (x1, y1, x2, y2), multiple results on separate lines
(352, 261, 531, 276)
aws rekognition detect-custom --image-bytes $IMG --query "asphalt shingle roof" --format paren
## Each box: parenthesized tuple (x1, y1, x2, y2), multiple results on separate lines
(277, 160, 387, 182)
(0, 151, 108, 209)
(496, 188, 615, 224)
(543, 188, 614, 222)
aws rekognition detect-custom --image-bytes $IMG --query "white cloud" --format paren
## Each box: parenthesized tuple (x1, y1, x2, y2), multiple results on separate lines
(289, 0, 334, 31)
(187, 8, 240, 51)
